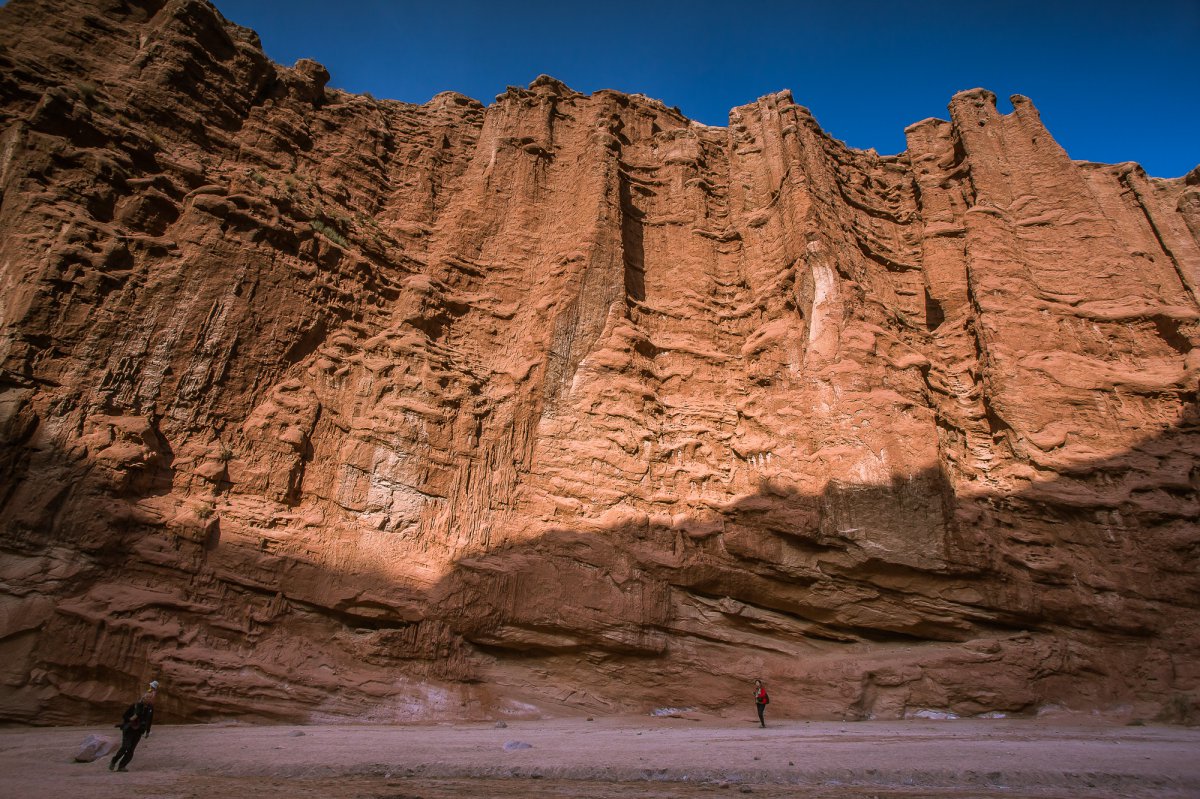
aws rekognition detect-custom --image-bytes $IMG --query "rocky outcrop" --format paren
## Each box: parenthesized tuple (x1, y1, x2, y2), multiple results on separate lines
(0, 0, 1197, 725)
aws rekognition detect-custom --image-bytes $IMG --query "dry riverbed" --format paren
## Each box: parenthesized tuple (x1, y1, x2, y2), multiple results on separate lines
(3, 715, 1197, 798)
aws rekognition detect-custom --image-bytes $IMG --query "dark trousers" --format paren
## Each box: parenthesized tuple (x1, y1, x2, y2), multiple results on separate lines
(756, 702, 765, 727)
(110, 728, 144, 769)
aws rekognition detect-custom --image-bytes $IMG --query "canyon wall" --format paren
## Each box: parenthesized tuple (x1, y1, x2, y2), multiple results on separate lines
(0, 0, 1197, 725)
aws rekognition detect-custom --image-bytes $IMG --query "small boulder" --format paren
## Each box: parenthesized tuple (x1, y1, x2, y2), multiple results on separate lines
(503, 740, 532, 751)
(494, 721, 507, 728)
(74, 734, 114, 762)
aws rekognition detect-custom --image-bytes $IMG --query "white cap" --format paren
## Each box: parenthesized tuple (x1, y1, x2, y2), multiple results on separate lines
(149, 680, 159, 689)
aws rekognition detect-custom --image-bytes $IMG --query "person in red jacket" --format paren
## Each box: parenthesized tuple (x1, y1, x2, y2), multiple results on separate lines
(754, 679, 769, 727)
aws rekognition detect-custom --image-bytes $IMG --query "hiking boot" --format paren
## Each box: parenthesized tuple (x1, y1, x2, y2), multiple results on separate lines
(108, 760, 116, 771)
(116, 766, 128, 772)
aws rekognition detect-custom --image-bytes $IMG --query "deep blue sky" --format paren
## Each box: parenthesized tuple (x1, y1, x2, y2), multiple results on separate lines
(211, 0, 1197, 177)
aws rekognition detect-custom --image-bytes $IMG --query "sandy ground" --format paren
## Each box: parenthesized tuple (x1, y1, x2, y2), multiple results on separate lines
(2, 715, 1198, 798)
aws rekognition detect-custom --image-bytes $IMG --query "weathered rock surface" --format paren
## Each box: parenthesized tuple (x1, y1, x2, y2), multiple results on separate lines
(0, 0, 1197, 725)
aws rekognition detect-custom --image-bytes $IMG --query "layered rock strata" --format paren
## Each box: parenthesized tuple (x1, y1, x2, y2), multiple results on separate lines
(0, 0, 1197, 724)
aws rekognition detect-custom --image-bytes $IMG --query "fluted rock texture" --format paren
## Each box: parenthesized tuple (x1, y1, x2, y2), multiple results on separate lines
(1, 0, 1198, 725)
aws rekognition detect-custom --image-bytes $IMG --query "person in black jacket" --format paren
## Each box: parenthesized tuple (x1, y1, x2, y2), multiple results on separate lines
(108, 695, 154, 772)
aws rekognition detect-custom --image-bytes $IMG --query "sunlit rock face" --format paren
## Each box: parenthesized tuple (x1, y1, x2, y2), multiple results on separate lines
(1, 0, 1197, 726)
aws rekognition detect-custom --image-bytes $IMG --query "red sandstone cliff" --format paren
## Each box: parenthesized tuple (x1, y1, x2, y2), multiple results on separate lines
(0, 0, 1197, 725)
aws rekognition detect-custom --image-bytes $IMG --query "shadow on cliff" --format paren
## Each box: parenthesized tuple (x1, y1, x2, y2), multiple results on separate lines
(408, 411, 1200, 721)
(425, 418, 1199, 655)
(289, 404, 1178, 718)
(2, 405, 1198, 724)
